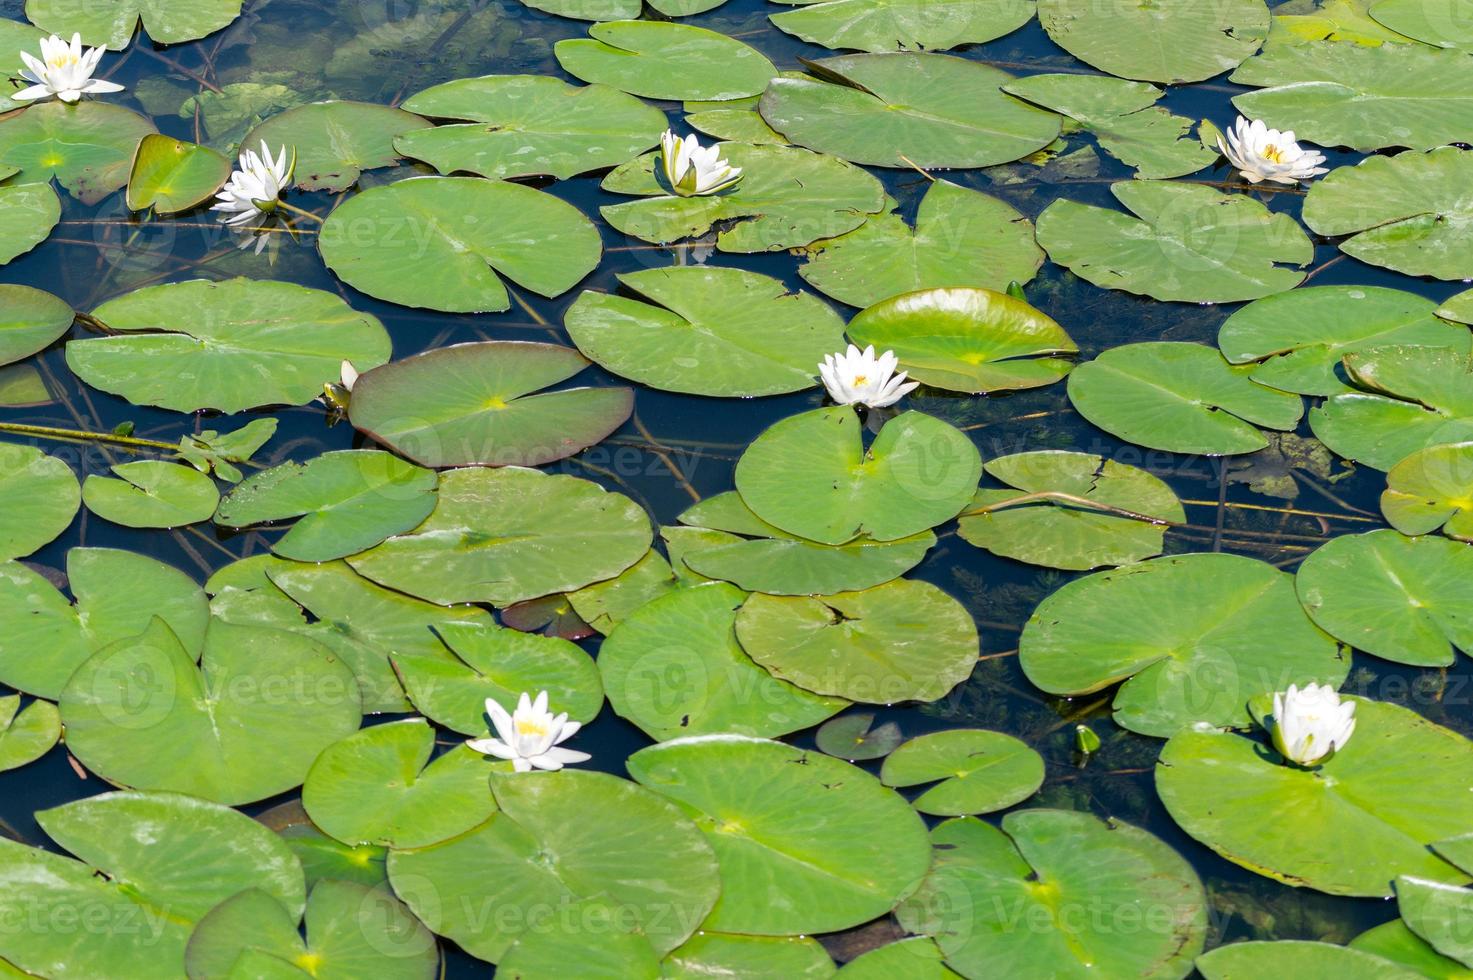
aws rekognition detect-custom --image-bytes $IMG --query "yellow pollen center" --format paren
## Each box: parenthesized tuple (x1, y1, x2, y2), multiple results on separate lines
(516, 718, 549, 738)
(1262, 144, 1286, 163)
(852, 374, 868, 386)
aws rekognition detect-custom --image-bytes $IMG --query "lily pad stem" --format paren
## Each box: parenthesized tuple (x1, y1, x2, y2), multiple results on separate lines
(958, 490, 1181, 526)
(0, 421, 177, 452)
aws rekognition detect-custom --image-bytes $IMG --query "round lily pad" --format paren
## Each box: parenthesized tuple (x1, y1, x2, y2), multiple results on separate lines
(769, 0, 1035, 53)
(397, 75, 664, 181)
(0, 181, 60, 265)
(1296, 530, 1473, 668)
(0, 695, 60, 772)
(61, 618, 363, 805)
(1382, 442, 1473, 539)
(846, 286, 1077, 394)
(67, 278, 392, 413)
(598, 582, 846, 741)
(388, 769, 720, 963)
(347, 341, 632, 468)
(880, 729, 1044, 816)
(735, 579, 979, 704)
(348, 467, 652, 607)
(185, 880, 438, 980)
(734, 406, 983, 546)
(628, 735, 932, 935)
(664, 933, 836, 979)
(959, 451, 1185, 570)
(0, 442, 78, 561)
(1037, 181, 1313, 304)
(319, 176, 601, 313)
(82, 460, 219, 529)
(394, 620, 603, 736)
(1020, 553, 1347, 737)
(303, 719, 499, 849)
(798, 180, 1043, 310)
(1219, 286, 1466, 397)
(815, 711, 904, 761)
(0, 547, 207, 699)
(0, 283, 71, 367)
(0, 101, 155, 202)
(25, 0, 245, 48)
(1197, 941, 1417, 979)
(215, 450, 437, 561)
(1351, 920, 1473, 977)
(555, 22, 776, 101)
(759, 53, 1061, 169)
(245, 100, 432, 192)
(600, 141, 886, 252)
(1037, 0, 1269, 83)
(1067, 342, 1304, 455)
(565, 266, 845, 397)
(124, 134, 230, 214)
(1157, 698, 1473, 896)
(896, 810, 1207, 978)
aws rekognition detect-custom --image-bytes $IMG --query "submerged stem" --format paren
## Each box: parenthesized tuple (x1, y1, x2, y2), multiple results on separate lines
(0, 421, 177, 452)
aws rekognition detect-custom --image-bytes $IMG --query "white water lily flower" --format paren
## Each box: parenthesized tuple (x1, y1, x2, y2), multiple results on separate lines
(659, 130, 742, 197)
(466, 691, 590, 773)
(1218, 116, 1328, 185)
(819, 344, 919, 408)
(12, 33, 124, 104)
(211, 141, 294, 229)
(1269, 683, 1356, 767)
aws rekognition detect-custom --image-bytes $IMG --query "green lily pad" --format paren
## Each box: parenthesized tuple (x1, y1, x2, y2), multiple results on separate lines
(1352, 920, 1473, 978)
(1067, 342, 1304, 455)
(880, 729, 1043, 816)
(1232, 40, 1473, 152)
(676, 491, 934, 594)
(0, 547, 207, 698)
(1274, 0, 1415, 44)
(1003, 73, 1217, 179)
(1157, 698, 1473, 896)
(348, 341, 631, 469)
(0, 695, 59, 771)
(664, 933, 835, 980)
(0, 101, 155, 202)
(1310, 345, 1473, 470)
(185, 880, 438, 980)
(1197, 941, 1419, 979)
(61, 618, 363, 805)
(598, 582, 846, 741)
(836, 938, 961, 978)
(303, 719, 499, 849)
(555, 22, 776, 101)
(628, 735, 932, 935)
(1303, 148, 1473, 280)
(768, 0, 1033, 52)
(600, 141, 885, 252)
(1382, 442, 1473, 539)
(177, 417, 278, 484)
(815, 711, 904, 761)
(348, 467, 652, 606)
(1020, 552, 1347, 737)
(1037, 181, 1313, 303)
(959, 451, 1184, 570)
(0, 284, 71, 367)
(397, 75, 664, 181)
(1038, 0, 1269, 83)
(0, 19, 46, 87)
(566, 550, 679, 634)
(394, 620, 603, 736)
(897, 811, 1207, 978)
(0, 442, 78, 561)
(565, 266, 845, 397)
(1296, 530, 1473, 668)
(259, 800, 389, 893)
(500, 929, 659, 980)
(319, 176, 602, 313)
(0, 181, 60, 265)
(735, 579, 978, 703)
(758, 53, 1060, 168)
(1220, 286, 1466, 397)
(847, 286, 1077, 394)
(0, 790, 303, 978)
(1370, 0, 1473, 48)
(797, 180, 1043, 309)
(25, 0, 245, 48)
(215, 450, 437, 561)
(0, 363, 49, 406)
(82, 460, 219, 529)
(67, 278, 392, 413)
(388, 769, 721, 963)
(245, 100, 432, 192)
(124, 133, 230, 214)
(1397, 876, 1473, 969)
(734, 406, 982, 545)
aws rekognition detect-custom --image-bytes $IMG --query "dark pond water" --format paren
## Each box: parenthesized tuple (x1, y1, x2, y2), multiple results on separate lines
(0, 0, 1462, 973)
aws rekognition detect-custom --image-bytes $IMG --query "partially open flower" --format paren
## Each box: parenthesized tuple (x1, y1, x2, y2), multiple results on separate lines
(819, 344, 919, 409)
(1218, 116, 1328, 185)
(659, 130, 743, 197)
(1269, 683, 1356, 767)
(212, 141, 295, 230)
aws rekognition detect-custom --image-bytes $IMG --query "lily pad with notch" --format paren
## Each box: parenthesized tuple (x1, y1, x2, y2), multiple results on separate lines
(0, 695, 60, 772)
(555, 22, 776, 101)
(0, 442, 79, 561)
(880, 729, 1044, 816)
(25, 0, 245, 48)
(815, 711, 903, 761)
(0, 284, 71, 367)
(0, 100, 155, 202)
(82, 459, 220, 529)
(124, 133, 230, 214)
(768, 0, 1035, 53)
(245, 100, 432, 192)
(1381, 442, 1473, 540)
(1037, 0, 1269, 83)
